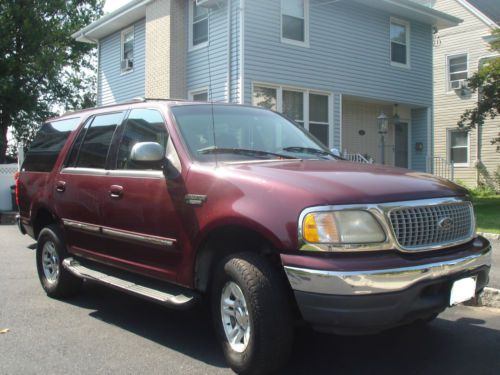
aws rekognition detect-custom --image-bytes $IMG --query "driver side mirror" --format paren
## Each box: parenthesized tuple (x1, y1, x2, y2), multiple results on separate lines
(130, 142, 165, 162)
(330, 148, 342, 158)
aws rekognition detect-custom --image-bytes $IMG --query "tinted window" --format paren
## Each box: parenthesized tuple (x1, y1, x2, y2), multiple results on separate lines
(22, 117, 81, 172)
(116, 109, 168, 170)
(76, 113, 123, 169)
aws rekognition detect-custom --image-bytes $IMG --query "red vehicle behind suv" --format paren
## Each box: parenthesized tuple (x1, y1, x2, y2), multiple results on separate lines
(17, 100, 491, 374)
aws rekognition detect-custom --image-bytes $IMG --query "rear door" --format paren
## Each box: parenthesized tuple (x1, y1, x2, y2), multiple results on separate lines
(54, 111, 124, 258)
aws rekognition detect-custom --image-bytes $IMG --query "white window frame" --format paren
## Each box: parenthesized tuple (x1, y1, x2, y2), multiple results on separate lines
(120, 26, 135, 74)
(188, 87, 209, 101)
(251, 82, 333, 147)
(280, 0, 310, 48)
(447, 128, 470, 167)
(446, 53, 469, 92)
(189, 0, 209, 51)
(390, 17, 410, 68)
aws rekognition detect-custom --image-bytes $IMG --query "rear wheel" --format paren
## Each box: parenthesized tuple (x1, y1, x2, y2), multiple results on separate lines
(211, 252, 293, 375)
(36, 224, 82, 298)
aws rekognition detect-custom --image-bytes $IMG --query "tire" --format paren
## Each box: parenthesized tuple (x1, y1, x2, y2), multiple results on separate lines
(36, 224, 82, 298)
(211, 252, 294, 375)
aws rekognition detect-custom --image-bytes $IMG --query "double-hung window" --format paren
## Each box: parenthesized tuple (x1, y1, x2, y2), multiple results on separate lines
(281, 0, 308, 45)
(448, 54, 468, 90)
(448, 129, 469, 166)
(121, 27, 134, 72)
(190, 0, 209, 48)
(190, 89, 209, 102)
(390, 18, 409, 67)
(253, 85, 331, 147)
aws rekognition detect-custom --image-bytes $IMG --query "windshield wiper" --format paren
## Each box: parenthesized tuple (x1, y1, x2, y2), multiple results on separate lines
(282, 146, 341, 159)
(198, 147, 298, 160)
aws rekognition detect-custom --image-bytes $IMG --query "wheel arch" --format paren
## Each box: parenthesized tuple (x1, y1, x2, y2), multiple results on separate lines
(32, 206, 62, 239)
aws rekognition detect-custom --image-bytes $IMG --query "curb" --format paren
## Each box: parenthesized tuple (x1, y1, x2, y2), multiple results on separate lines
(469, 287, 500, 309)
(477, 232, 500, 240)
(0, 211, 17, 225)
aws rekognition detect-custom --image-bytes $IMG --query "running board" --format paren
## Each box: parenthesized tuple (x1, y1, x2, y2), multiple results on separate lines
(62, 258, 197, 309)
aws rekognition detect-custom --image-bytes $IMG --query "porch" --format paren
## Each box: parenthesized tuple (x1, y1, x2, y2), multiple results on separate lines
(341, 97, 431, 172)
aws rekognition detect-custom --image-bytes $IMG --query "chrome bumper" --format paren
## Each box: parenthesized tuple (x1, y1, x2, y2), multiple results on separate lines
(284, 245, 491, 296)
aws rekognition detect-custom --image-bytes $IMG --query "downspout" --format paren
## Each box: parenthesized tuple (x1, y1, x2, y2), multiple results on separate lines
(227, 0, 232, 103)
(239, 0, 245, 104)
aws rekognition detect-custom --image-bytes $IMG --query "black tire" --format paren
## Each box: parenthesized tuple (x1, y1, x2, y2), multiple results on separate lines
(36, 224, 82, 298)
(211, 252, 294, 375)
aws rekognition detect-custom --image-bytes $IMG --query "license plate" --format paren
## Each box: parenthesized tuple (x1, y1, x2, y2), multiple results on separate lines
(449, 277, 477, 306)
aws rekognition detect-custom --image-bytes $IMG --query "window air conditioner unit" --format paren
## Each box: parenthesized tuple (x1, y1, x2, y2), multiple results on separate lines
(196, 0, 222, 8)
(450, 79, 467, 90)
(121, 59, 133, 71)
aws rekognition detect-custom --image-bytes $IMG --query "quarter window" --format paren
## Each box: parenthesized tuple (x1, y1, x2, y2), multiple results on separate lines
(191, 0, 209, 48)
(116, 109, 168, 170)
(121, 27, 134, 72)
(281, 0, 308, 44)
(448, 54, 468, 90)
(75, 113, 124, 169)
(448, 129, 468, 165)
(22, 117, 81, 172)
(390, 19, 409, 66)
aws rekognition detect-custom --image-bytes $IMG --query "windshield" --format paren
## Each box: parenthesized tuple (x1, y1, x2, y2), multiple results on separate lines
(171, 105, 337, 162)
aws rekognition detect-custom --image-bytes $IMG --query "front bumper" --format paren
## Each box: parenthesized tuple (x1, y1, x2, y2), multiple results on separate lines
(282, 238, 491, 334)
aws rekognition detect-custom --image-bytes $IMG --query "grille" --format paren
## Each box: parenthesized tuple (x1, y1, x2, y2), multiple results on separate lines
(389, 202, 474, 250)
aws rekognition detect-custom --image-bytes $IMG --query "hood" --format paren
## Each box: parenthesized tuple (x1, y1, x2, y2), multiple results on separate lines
(223, 160, 467, 205)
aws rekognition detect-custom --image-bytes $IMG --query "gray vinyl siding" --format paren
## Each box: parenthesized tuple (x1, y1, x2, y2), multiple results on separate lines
(411, 108, 429, 172)
(98, 19, 146, 106)
(187, 2, 239, 102)
(243, 0, 433, 107)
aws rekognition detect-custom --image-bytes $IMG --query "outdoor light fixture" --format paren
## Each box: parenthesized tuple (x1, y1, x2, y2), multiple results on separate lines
(393, 104, 400, 125)
(377, 111, 388, 164)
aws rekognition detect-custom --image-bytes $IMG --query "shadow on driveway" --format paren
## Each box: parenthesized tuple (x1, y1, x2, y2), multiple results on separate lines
(65, 283, 500, 374)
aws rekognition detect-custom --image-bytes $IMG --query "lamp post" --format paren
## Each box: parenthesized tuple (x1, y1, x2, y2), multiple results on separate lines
(377, 111, 388, 165)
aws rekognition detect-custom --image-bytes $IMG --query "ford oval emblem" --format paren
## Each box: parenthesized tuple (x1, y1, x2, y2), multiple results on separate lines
(438, 217, 453, 230)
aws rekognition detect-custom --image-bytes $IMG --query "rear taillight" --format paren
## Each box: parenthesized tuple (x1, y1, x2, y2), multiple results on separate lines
(14, 171, 20, 207)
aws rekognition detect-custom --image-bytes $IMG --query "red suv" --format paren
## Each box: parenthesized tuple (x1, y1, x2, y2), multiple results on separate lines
(17, 100, 491, 374)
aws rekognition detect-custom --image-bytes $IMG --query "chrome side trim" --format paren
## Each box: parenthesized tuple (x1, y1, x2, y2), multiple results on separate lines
(61, 167, 164, 179)
(62, 219, 176, 248)
(284, 245, 491, 296)
(298, 196, 475, 253)
(101, 227, 174, 247)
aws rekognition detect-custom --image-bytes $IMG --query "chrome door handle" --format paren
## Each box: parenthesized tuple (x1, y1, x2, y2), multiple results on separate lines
(109, 185, 123, 198)
(56, 181, 66, 192)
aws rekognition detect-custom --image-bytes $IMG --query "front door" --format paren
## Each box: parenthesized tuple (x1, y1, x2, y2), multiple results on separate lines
(394, 122, 408, 168)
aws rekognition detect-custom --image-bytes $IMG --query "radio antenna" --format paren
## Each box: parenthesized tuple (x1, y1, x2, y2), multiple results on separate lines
(206, 8, 218, 167)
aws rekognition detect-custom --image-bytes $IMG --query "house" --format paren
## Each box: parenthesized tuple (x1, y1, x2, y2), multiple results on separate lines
(72, 0, 460, 171)
(426, 0, 499, 188)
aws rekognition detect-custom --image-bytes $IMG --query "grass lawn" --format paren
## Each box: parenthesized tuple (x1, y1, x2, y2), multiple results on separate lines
(473, 196, 500, 234)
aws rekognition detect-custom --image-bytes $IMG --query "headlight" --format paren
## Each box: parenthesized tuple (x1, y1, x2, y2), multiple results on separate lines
(302, 210, 386, 244)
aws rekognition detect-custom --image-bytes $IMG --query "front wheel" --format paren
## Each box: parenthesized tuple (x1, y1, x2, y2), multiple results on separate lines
(211, 253, 294, 375)
(36, 224, 82, 298)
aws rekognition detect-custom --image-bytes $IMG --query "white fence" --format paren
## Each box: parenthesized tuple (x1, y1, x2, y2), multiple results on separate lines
(0, 164, 18, 211)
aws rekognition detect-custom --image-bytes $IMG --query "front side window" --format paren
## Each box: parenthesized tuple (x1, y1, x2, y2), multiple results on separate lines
(448, 54, 468, 90)
(282, 0, 307, 44)
(22, 117, 81, 172)
(121, 27, 134, 72)
(75, 112, 124, 169)
(191, 1, 209, 48)
(390, 19, 409, 66)
(448, 129, 468, 165)
(116, 109, 168, 170)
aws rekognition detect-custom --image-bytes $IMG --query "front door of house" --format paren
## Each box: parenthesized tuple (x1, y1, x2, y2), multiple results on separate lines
(394, 122, 408, 168)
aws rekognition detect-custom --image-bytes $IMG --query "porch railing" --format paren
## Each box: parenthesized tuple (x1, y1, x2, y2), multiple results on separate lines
(428, 156, 454, 181)
(343, 151, 373, 164)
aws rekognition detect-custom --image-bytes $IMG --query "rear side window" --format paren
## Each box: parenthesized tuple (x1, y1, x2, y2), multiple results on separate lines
(116, 109, 168, 170)
(75, 112, 123, 169)
(22, 117, 81, 172)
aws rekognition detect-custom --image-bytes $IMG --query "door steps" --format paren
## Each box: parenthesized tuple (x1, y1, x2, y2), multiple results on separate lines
(62, 258, 198, 309)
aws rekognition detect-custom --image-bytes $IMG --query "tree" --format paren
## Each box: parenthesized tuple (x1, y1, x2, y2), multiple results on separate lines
(0, 0, 104, 163)
(458, 29, 500, 151)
